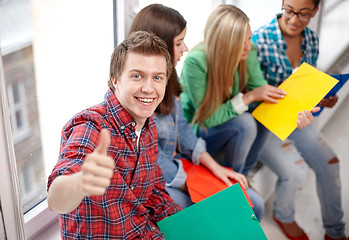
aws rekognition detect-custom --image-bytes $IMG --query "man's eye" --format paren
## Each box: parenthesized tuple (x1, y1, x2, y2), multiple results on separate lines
(154, 76, 163, 81)
(133, 74, 141, 79)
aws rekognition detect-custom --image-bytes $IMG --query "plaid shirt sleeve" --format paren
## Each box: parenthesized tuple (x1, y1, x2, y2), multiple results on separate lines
(47, 111, 106, 189)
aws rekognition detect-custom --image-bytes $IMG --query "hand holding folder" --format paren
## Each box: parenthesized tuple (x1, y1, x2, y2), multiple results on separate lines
(252, 63, 338, 141)
(312, 73, 349, 116)
(181, 159, 253, 207)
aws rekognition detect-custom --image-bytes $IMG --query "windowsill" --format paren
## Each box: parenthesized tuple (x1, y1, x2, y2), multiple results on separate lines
(29, 218, 60, 240)
(24, 199, 60, 240)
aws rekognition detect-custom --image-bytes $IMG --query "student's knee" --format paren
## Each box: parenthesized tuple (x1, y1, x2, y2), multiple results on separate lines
(280, 158, 308, 190)
(234, 113, 258, 139)
(292, 160, 308, 189)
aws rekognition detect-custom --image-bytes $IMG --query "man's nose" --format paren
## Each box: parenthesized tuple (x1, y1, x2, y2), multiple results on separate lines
(141, 78, 155, 93)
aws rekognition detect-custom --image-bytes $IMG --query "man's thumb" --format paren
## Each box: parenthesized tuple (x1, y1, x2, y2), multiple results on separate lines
(95, 128, 111, 155)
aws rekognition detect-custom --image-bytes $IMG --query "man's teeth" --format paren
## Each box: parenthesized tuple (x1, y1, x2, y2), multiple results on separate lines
(139, 98, 153, 103)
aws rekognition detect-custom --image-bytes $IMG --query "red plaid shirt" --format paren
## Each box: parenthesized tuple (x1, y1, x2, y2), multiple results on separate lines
(48, 89, 180, 239)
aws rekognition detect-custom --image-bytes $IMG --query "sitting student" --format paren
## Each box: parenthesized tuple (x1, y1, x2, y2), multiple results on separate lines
(180, 4, 315, 187)
(47, 31, 180, 239)
(128, 3, 257, 218)
(252, 0, 347, 239)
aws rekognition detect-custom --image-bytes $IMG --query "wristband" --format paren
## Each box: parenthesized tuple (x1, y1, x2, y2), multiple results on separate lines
(230, 92, 248, 114)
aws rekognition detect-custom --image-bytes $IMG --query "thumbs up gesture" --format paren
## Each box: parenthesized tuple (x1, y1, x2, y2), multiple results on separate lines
(80, 129, 115, 196)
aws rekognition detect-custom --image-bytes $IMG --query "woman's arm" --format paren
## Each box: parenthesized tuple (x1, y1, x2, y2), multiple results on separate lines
(199, 152, 248, 189)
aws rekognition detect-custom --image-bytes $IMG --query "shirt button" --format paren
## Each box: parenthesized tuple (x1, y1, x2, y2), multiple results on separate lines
(131, 122, 136, 127)
(130, 185, 135, 191)
(120, 125, 125, 130)
(132, 138, 136, 142)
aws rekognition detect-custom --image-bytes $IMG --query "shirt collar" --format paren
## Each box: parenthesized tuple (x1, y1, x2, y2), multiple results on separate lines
(104, 88, 149, 133)
(272, 15, 287, 49)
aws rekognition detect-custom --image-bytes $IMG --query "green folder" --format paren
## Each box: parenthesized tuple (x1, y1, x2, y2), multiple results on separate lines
(157, 184, 267, 240)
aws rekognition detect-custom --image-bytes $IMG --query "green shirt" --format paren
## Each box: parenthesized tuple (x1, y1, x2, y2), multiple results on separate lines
(180, 43, 267, 131)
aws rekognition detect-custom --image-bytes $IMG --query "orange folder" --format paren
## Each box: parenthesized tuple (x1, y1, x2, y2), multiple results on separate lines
(181, 159, 253, 207)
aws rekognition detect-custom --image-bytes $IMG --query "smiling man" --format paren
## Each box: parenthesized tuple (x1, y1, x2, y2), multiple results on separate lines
(47, 31, 180, 239)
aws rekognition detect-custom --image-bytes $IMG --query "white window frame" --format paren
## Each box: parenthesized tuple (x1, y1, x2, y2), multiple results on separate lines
(6, 81, 31, 144)
(0, 51, 26, 240)
(0, 50, 58, 240)
(0, 1, 129, 239)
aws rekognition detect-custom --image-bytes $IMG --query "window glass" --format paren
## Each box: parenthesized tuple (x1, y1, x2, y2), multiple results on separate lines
(1, 11, 45, 213)
(0, 0, 114, 217)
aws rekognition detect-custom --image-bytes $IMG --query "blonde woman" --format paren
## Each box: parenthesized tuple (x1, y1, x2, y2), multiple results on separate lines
(180, 4, 315, 205)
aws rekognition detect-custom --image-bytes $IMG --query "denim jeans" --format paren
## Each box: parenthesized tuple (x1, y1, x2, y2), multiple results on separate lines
(260, 124, 346, 238)
(198, 112, 271, 175)
(165, 186, 194, 209)
(166, 186, 265, 222)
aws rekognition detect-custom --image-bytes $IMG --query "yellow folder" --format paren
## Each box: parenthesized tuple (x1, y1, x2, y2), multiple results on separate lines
(252, 63, 338, 141)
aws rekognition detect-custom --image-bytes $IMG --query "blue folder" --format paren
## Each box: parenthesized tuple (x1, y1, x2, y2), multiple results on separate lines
(313, 73, 349, 116)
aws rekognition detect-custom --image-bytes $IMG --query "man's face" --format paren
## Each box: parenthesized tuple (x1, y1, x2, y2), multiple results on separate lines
(113, 52, 167, 129)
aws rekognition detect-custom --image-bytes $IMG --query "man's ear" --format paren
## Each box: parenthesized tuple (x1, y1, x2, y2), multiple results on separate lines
(112, 77, 118, 87)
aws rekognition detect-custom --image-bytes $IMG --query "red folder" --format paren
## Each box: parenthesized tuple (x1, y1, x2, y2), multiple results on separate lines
(181, 159, 253, 207)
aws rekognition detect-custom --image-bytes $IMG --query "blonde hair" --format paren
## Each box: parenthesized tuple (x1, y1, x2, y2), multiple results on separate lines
(194, 5, 249, 126)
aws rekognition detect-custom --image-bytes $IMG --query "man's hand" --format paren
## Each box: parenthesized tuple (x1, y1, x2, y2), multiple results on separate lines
(48, 129, 115, 214)
(80, 129, 115, 196)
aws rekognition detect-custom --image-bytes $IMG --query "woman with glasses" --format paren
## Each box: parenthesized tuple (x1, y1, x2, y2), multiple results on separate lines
(252, 0, 346, 239)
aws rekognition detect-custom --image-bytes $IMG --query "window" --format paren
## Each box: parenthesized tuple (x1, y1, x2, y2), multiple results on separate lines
(7, 81, 30, 143)
(0, 0, 114, 238)
(2, 45, 46, 214)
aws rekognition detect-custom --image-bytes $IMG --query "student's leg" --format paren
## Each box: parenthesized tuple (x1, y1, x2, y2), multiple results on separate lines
(290, 125, 346, 239)
(245, 187, 265, 222)
(242, 121, 272, 176)
(260, 134, 308, 223)
(198, 113, 257, 173)
(165, 186, 194, 209)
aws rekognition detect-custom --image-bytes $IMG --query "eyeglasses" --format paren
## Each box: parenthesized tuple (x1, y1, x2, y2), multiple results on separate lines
(281, 8, 313, 22)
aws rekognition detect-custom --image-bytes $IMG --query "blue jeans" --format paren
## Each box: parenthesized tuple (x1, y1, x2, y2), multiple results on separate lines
(246, 187, 265, 222)
(260, 124, 345, 238)
(166, 186, 264, 222)
(198, 113, 271, 175)
(166, 186, 193, 209)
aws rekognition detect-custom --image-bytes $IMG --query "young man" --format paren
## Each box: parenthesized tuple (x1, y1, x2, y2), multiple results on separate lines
(47, 31, 180, 239)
